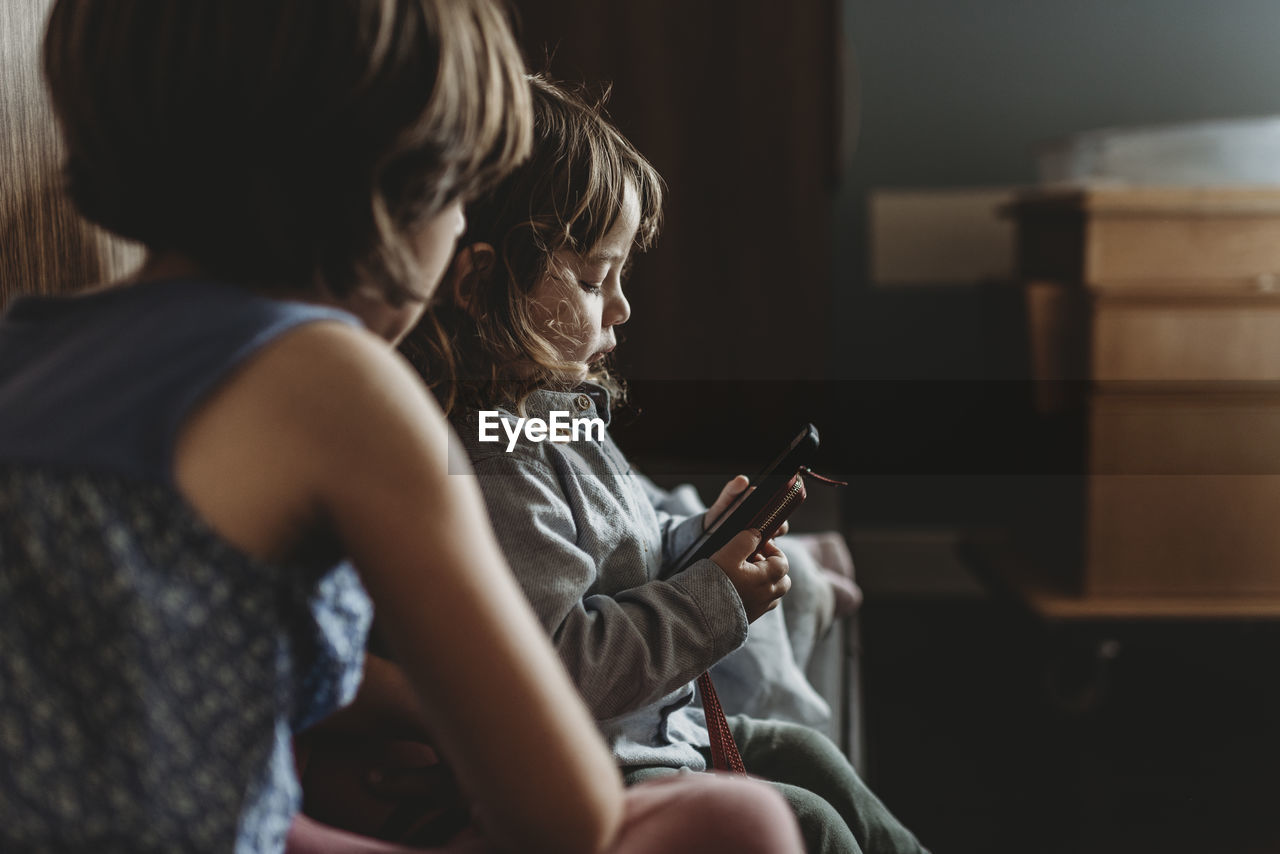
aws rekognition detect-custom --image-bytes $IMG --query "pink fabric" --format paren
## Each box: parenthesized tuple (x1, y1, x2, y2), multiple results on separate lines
(286, 772, 803, 854)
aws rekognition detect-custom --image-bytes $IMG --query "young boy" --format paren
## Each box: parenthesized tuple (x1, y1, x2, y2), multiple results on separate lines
(408, 76, 929, 854)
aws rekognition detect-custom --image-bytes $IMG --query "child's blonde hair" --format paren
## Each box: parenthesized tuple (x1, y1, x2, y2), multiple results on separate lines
(405, 75, 664, 414)
(43, 0, 532, 306)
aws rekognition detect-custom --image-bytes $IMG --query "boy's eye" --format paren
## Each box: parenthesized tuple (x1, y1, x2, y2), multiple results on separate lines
(578, 280, 603, 293)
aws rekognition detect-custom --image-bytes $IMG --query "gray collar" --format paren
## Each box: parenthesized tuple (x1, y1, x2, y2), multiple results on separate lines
(519, 382, 612, 427)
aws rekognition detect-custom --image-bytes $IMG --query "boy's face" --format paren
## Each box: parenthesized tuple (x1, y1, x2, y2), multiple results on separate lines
(528, 183, 639, 380)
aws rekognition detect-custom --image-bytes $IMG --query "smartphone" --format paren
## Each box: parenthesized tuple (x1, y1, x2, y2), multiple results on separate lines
(670, 423, 820, 572)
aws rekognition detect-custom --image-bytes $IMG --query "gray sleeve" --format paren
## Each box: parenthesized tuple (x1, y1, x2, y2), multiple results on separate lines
(472, 455, 748, 720)
(661, 514, 707, 567)
(633, 473, 710, 567)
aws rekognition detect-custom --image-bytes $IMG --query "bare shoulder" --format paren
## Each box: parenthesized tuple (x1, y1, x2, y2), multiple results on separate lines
(175, 319, 452, 563)
(253, 321, 456, 494)
(251, 321, 446, 437)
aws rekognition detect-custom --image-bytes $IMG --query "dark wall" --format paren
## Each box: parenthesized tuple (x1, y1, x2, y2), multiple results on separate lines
(512, 1, 843, 464)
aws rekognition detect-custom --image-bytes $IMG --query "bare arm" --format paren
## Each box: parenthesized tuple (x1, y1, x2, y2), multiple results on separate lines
(317, 328, 623, 854)
(179, 322, 622, 854)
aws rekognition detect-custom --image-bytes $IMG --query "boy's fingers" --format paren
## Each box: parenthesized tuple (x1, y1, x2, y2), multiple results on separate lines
(757, 538, 783, 558)
(710, 475, 749, 508)
(705, 476, 753, 530)
(717, 528, 763, 565)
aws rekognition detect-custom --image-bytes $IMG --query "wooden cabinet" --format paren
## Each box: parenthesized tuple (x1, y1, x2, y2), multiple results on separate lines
(1011, 187, 1280, 598)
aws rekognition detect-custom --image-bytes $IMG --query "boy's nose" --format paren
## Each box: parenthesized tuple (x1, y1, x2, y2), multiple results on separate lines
(607, 290, 631, 327)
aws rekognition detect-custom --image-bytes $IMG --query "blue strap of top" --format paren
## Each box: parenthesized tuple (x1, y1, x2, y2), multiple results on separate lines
(0, 278, 361, 485)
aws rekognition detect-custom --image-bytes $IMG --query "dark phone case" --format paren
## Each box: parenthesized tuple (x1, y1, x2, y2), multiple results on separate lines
(670, 424, 819, 572)
(746, 472, 808, 551)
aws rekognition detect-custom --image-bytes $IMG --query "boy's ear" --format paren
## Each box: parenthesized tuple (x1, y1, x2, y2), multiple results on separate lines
(449, 243, 496, 315)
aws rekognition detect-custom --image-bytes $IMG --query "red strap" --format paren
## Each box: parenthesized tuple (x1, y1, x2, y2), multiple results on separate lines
(697, 671, 747, 774)
(799, 466, 849, 487)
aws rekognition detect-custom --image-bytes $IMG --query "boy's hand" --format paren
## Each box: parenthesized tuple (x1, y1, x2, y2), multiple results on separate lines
(703, 474, 789, 538)
(711, 529, 790, 622)
(704, 474, 749, 529)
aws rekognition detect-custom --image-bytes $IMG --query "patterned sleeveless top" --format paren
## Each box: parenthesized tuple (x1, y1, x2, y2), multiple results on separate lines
(0, 279, 374, 853)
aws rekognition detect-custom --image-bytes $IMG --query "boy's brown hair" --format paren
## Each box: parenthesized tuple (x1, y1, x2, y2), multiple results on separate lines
(406, 75, 664, 414)
(42, 0, 532, 305)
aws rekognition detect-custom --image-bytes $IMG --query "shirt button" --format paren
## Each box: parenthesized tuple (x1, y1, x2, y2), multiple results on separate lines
(575, 394, 592, 411)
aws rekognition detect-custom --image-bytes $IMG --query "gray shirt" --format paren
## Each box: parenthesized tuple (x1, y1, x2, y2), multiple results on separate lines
(452, 383, 749, 769)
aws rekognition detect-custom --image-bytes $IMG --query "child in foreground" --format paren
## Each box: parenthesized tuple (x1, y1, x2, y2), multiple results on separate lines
(0, 2, 803, 852)
(408, 75, 929, 854)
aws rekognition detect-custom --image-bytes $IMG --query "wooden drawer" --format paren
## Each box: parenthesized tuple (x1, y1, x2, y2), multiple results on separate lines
(1027, 282, 1280, 384)
(1092, 290, 1280, 382)
(1012, 187, 1280, 285)
(1089, 391, 1280, 474)
(1081, 392, 1280, 595)
(1084, 473, 1280, 595)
